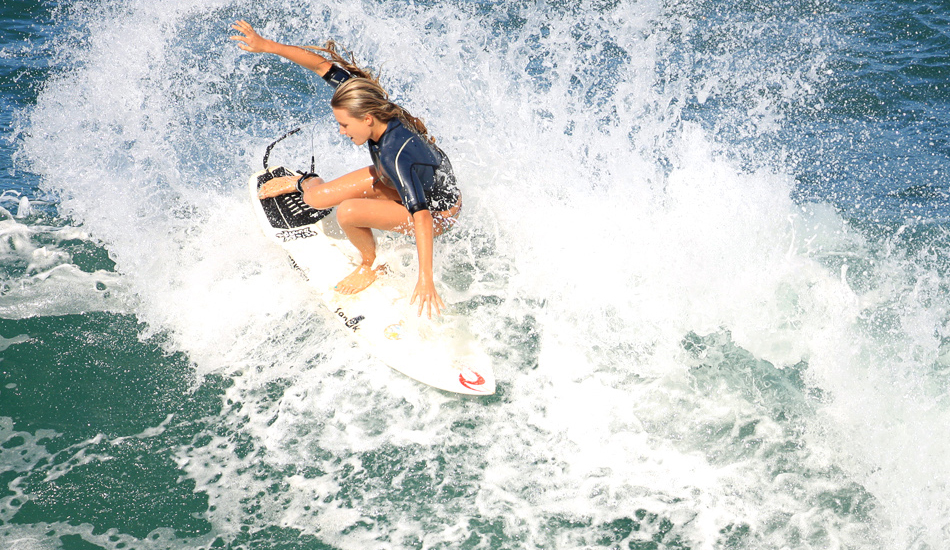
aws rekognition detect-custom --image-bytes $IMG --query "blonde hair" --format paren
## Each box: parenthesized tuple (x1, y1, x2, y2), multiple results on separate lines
(304, 40, 434, 144)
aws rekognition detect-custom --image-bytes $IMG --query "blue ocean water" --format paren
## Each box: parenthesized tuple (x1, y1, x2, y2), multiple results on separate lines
(2, 0, 950, 549)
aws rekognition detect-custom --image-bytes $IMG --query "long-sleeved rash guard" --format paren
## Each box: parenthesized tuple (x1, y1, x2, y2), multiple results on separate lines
(323, 65, 460, 214)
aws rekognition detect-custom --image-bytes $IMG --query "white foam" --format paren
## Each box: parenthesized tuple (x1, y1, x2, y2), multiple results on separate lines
(0, 217, 129, 317)
(17, 0, 950, 548)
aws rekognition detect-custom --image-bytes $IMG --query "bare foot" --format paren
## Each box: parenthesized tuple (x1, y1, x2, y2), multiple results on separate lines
(335, 264, 387, 295)
(258, 176, 298, 199)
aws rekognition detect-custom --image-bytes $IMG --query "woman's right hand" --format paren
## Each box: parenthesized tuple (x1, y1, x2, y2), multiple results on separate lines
(230, 20, 270, 53)
(257, 175, 298, 199)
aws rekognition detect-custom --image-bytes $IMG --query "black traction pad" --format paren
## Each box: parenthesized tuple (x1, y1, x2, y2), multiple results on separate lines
(257, 167, 332, 229)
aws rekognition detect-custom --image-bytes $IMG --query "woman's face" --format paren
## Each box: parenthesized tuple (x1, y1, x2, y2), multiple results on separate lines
(333, 108, 375, 146)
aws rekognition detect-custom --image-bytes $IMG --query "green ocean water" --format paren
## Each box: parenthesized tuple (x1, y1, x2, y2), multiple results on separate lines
(1, 3, 226, 547)
(3, 0, 950, 549)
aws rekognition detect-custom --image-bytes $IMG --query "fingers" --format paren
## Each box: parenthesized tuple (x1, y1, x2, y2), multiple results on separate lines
(411, 288, 426, 318)
(413, 291, 443, 319)
(410, 282, 444, 318)
(428, 293, 443, 318)
(229, 21, 250, 50)
(417, 297, 428, 318)
(229, 20, 257, 48)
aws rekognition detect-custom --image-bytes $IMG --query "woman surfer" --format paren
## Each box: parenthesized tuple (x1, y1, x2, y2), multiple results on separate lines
(230, 20, 461, 318)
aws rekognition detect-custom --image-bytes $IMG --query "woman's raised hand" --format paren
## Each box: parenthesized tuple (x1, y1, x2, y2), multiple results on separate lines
(229, 20, 331, 75)
(230, 20, 269, 53)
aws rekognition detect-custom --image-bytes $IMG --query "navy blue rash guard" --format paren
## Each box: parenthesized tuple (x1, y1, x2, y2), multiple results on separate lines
(322, 64, 460, 214)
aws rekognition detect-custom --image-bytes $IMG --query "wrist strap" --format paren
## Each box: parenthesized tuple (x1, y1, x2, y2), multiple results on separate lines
(296, 172, 320, 194)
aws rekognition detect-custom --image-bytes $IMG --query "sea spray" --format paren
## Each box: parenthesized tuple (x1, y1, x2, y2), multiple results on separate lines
(9, 0, 950, 548)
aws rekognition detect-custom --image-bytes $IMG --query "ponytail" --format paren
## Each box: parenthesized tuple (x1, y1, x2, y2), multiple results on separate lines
(305, 41, 435, 144)
(303, 40, 374, 80)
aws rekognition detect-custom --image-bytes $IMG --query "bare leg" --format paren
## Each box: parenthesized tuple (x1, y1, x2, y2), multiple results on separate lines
(334, 197, 414, 294)
(260, 166, 421, 295)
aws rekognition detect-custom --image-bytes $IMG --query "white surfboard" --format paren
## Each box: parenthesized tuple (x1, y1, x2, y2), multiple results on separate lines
(249, 166, 495, 396)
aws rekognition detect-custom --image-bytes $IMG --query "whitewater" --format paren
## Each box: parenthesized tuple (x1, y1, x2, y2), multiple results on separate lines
(3, 0, 950, 548)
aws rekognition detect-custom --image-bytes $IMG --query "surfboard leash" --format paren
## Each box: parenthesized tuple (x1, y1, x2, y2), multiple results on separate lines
(262, 127, 301, 170)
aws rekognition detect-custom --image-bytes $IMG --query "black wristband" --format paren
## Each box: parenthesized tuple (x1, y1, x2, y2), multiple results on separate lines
(296, 172, 319, 194)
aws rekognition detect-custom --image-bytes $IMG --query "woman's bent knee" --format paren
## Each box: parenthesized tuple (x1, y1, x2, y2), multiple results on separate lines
(335, 199, 361, 227)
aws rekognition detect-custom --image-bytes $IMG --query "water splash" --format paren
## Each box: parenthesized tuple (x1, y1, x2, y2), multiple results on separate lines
(14, 0, 950, 548)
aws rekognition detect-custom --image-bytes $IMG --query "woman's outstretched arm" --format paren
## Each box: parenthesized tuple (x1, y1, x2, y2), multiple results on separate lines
(230, 20, 332, 77)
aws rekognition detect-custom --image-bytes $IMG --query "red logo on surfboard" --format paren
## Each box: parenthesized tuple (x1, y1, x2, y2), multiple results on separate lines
(459, 370, 487, 392)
